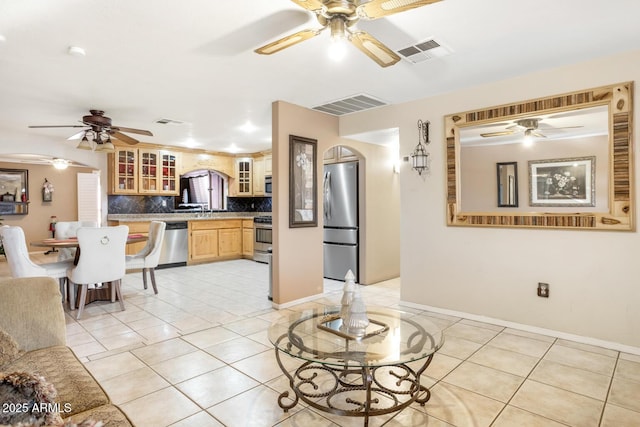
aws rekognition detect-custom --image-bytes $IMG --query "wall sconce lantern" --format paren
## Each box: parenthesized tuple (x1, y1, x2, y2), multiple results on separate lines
(411, 120, 430, 176)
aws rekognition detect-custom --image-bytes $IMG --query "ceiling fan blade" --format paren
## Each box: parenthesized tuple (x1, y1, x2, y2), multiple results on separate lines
(349, 31, 400, 67)
(481, 130, 516, 138)
(110, 131, 140, 145)
(112, 126, 153, 136)
(67, 130, 88, 140)
(29, 125, 87, 128)
(531, 131, 547, 138)
(290, 0, 324, 12)
(255, 29, 321, 55)
(357, 0, 442, 19)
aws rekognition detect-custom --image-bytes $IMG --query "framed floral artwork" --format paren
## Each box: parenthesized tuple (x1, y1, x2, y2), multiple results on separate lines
(528, 156, 595, 207)
(289, 135, 317, 228)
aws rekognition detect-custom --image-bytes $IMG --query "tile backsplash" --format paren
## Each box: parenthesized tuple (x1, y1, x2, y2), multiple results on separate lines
(108, 195, 271, 214)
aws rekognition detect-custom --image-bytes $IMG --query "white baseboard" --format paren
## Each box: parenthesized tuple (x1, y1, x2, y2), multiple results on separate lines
(272, 292, 324, 310)
(401, 300, 640, 356)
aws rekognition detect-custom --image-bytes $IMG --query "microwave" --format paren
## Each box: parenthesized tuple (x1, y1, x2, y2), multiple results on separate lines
(265, 175, 272, 195)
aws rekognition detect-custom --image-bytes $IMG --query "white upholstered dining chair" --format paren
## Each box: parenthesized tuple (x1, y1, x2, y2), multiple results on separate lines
(125, 221, 166, 294)
(67, 225, 129, 319)
(0, 226, 73, 298)
(54, 220, 98, 262)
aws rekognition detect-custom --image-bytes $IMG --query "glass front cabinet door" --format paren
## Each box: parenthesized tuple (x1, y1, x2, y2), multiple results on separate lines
(139, 149, 159, 193)
(160, 152, 178, 194)
(112, 148, 138, 194)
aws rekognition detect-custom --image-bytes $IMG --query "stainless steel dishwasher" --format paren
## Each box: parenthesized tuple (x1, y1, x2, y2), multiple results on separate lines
(158, 221, 188, 268)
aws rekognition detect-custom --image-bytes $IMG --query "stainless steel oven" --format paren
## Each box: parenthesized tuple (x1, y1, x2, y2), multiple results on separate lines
(253, 216, 272, 263)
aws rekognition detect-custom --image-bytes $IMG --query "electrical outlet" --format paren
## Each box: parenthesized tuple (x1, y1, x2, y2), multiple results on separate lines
(537, 282, 549, 298)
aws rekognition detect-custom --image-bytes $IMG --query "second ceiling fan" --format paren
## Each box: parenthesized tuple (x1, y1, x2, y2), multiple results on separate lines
(255, 0, 443, 67)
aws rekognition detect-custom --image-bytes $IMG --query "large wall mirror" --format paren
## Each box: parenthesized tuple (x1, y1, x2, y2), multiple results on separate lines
(445, 82, 634, 230)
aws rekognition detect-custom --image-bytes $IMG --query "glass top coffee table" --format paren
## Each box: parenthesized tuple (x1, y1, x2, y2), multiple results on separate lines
(268, 306, 444, 426)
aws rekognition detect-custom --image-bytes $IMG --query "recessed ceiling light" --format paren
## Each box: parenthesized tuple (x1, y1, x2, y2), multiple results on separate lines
(238, 121, 257, 133)
(227, 143, 241, 153)
(182, 138, 201, 148)
(0, 34, 6, 43)
(68, 46, 86, 57)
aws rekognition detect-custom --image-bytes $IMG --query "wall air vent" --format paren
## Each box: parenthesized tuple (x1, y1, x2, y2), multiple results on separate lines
(312, 94, 388, 116)
(397, 37, 452, 64)
(155, 118, 184, 125)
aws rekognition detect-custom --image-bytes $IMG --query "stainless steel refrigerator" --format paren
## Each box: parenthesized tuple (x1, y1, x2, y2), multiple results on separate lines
(323, 161, 359, 282)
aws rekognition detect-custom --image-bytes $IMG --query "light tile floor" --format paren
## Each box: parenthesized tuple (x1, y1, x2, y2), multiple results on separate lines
(2, 256, 640, 426)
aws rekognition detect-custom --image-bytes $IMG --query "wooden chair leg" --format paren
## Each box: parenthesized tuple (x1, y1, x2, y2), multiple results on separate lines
(68, 281, 76, 311)
(110, 281, 116, 302)
(149, 268, 158, 294)
(58, 278, 66, 303)
(76, 284, 88, 320)
(142, 268, 148, 290)
(114, 279, 125, 311)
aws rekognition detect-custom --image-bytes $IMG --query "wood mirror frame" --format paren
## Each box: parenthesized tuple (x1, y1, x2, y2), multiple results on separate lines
(445, 82, 634, 231)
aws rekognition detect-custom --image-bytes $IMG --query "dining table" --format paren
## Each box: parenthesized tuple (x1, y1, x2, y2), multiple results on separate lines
(31, 233, 148, 307)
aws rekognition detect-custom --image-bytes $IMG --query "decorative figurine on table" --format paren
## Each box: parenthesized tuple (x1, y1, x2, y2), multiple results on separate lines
(340, 270, 369, 337)
(340, 270, 357, 321)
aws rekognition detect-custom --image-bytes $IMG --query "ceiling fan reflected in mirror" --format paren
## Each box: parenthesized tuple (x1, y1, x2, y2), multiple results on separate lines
(255, 0, 443, 67)
(480, 117, 584, 145)
(29, 109, 153, 152)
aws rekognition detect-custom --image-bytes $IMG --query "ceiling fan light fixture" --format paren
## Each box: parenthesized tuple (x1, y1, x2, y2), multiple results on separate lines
(52, 158, 69, 170)
(523, 129, 534, 146)
(328, 16, 348, 61)
(77, 135, 92, 150)
(102, 136, 116, 152)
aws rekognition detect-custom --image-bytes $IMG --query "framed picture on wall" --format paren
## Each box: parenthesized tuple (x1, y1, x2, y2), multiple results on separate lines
(289, 135, 317, 228)
(529, 156, 595, 207)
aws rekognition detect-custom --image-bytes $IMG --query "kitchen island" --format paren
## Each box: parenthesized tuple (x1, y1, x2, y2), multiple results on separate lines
(108, 212, 269, 263)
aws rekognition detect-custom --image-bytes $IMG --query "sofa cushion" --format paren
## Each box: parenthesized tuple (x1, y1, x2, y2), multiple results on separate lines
(63, 404, 132, 427)
(4, 346, 109, 418)
(0, 326, 21, 368)
(0, 277, 67, 352)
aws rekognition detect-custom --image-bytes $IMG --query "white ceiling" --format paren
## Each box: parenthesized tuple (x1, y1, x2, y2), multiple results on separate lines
(1, 0, 639, 157)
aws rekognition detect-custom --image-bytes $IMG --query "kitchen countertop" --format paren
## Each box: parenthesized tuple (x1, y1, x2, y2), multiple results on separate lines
(107, 212, 271, 222)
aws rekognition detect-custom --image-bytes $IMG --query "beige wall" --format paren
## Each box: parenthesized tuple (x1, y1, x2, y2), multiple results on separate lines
(0, 162, 96, 245)
(340, 140, 401, 285)
(340, 49, 640, 350)
(272, 101, 401, 304)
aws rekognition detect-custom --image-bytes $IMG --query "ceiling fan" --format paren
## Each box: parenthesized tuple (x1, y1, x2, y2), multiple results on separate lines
(480, 118, 582, 139)
(255, 0, 443, 67)
(29, 109, 153, 146)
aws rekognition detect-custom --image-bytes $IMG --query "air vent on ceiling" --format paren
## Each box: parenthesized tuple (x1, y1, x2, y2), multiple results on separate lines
(312, 94, 388, 116)
(155, 118, 184, 125)
(397, 38, 452, 64)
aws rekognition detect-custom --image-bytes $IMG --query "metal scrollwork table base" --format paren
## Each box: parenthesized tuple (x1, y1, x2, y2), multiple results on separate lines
(268, 309, 443, 426)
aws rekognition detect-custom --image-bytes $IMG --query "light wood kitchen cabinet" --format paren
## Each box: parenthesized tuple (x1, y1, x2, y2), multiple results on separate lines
(219, 228, 242, 257)
(190, 229, 219, 261)
(188, 219, 243, 263)
(110, 148, 138, 194)
(138, 149, 159, 193)
(323, 146, 358, 164)
(233, 158, 253, 196)
(109, 148, 180, 195)
(138, 149, 180, 195)
(242, 219, 253, 258)
(253, 156, 265, 196)
(264, 154, 272, 176)
(107, 220, 149, 255)
(179, 152, 234, 177)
